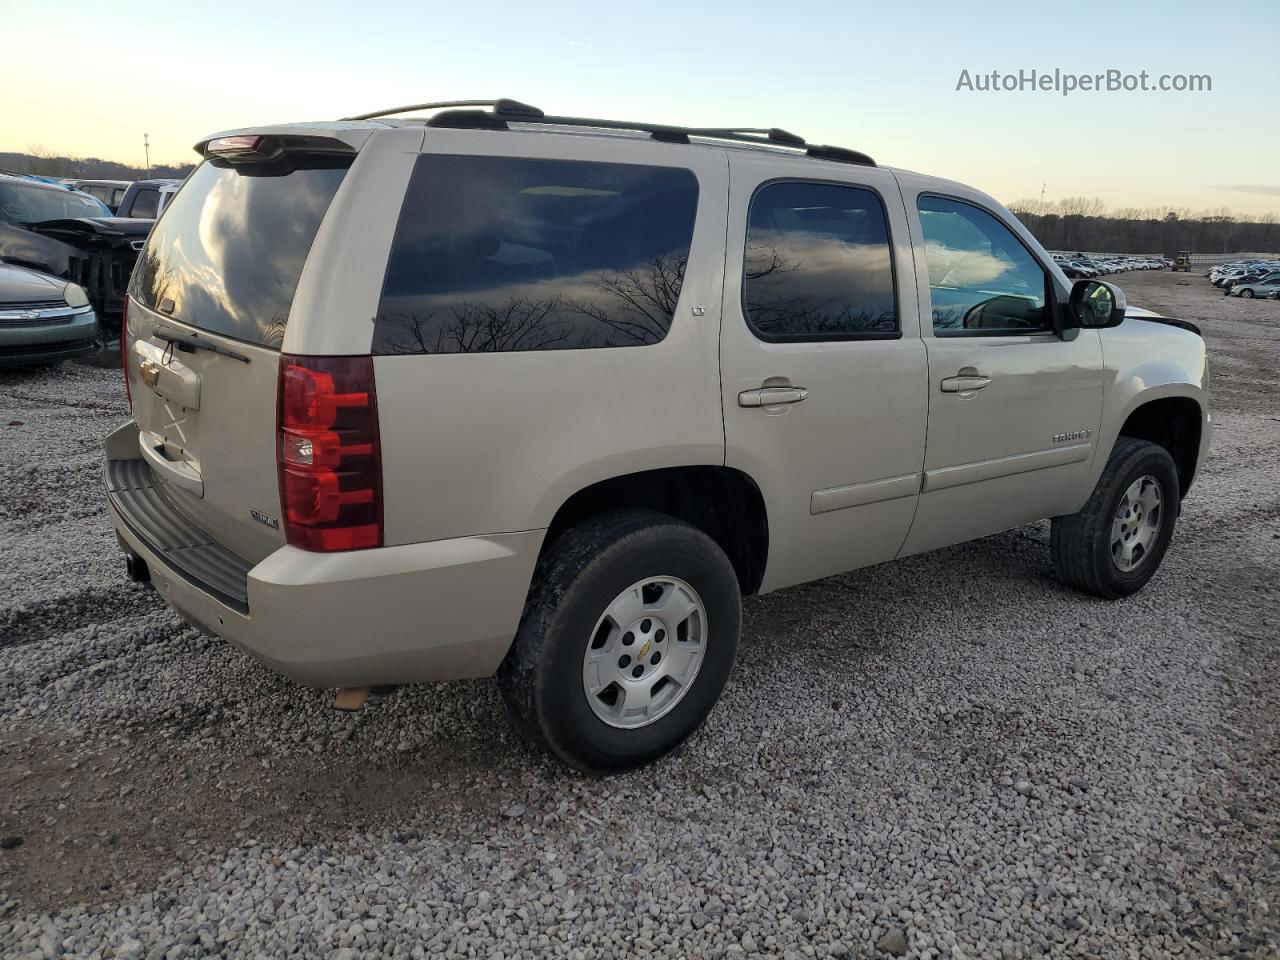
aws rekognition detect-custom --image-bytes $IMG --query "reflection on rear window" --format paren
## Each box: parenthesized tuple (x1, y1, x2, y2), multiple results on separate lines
(744, 181, 897, 340)
(129, 156, 350, 348)
(374, 155, 699, 354)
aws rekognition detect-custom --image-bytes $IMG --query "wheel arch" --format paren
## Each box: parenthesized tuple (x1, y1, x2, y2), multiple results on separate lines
(540, 465, 770, 596)
(1111, 389, 1206, 498)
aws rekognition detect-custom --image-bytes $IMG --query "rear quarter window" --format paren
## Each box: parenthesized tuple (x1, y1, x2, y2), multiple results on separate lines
(129, 155, 351, 348)
(373, 155, 699, 354)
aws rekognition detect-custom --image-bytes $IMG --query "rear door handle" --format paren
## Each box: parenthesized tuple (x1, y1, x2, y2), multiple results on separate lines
(940, 373, 991, 394)
(738, 386, 809, 408)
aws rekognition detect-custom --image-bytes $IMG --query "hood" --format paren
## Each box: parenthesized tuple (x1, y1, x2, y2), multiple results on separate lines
(23, 216, 154, 239)
(0, 262, 67, 303)
(1126, 305, 1201, 336)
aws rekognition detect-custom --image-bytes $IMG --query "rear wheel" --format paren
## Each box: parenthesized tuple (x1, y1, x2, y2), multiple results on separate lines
(1241, 288, 1255, 298)
(497, 510, 741, 773)
(1051, 438, 1180, 599)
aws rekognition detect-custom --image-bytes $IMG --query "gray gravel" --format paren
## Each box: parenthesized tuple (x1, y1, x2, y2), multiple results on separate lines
(2, 270, 1278, 959)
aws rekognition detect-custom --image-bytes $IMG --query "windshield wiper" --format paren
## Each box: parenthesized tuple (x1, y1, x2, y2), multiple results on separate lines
(154, 326, 251, 363)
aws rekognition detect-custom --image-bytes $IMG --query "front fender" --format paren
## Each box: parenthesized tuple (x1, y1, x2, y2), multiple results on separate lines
(1083, 324, 1211, 506)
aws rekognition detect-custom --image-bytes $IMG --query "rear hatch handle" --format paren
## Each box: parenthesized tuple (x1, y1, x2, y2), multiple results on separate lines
(154, 325, 251, 364)
(138, 431, 205, 497)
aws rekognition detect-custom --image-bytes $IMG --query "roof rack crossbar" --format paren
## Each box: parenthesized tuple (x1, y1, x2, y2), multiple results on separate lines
(340, 99, 543, 122)
(344, 99, 875, 166)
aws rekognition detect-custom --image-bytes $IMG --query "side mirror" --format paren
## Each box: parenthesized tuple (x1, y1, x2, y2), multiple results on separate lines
(1070, 279, 1126, 329)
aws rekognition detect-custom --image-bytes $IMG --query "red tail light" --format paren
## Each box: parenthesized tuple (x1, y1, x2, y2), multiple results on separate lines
(121, 296, 132, 411)
(276, 355, 382, 551)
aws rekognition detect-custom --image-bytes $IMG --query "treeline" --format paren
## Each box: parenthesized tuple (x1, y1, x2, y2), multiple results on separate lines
(1009, 196, 1280, 256)
(1, 149, 194, 182)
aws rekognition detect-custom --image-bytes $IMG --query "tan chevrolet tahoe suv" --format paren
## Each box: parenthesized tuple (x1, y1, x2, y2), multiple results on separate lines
(106, 99, 1211, 772)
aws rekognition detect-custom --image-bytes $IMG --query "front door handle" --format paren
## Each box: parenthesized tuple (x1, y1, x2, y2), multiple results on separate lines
(738, 385, 809, 408)
(940, 372, 992, 395)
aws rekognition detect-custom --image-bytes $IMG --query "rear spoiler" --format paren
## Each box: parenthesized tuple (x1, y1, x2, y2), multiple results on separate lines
(194, 133, 357, 162)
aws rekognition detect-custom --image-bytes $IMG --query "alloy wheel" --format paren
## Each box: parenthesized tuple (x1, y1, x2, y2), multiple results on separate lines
(1112, 475, 1163, 572)
(581, 576, 707, 728)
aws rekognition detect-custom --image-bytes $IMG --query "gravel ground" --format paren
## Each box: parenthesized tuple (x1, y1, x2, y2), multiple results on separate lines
(1, 270, 1277, 959)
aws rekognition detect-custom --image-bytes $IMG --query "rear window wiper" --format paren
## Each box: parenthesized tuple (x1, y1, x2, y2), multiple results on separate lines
(154, 326, 251, 363)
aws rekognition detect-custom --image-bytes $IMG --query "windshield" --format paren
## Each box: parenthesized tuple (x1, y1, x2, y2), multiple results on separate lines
(0, 182, 112, 223)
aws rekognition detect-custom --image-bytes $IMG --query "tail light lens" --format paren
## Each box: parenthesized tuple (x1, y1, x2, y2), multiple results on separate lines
(121, 296, 132, 411)
(276, 355, 382, 551)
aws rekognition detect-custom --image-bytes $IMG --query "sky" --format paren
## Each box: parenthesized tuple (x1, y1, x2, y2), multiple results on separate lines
(5, 0, 1278, 216)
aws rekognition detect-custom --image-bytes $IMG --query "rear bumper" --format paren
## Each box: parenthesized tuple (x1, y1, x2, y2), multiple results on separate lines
(104, 424, 544, 687)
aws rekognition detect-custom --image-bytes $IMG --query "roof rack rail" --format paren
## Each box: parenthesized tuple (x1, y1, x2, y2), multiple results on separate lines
(340, 98, 543, 122)
(343, 100, 876, 166)
(684, 127, 807, 146)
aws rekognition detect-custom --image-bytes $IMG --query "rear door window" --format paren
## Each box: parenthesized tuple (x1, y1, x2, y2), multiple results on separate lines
(743, 181, 898, 341)
(129, 155, 351, 348)
(374, 155, 699, 354)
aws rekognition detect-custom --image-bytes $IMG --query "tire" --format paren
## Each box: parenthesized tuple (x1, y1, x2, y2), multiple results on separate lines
(1241, 288, 1254, 298)
(1051, 438, 1181, 599)
(496, 509, 741, 773)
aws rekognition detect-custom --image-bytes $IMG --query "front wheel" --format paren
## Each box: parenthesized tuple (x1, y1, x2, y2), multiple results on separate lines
(1240, 288, 1255, 298)
(497, 510, 741, 773)
(1051, 438, 1181, 599)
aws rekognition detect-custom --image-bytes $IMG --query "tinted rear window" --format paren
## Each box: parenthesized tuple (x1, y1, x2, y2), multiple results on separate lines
(373, 155, 699, 354)
(744, 181, 897, 341)
(130, 156, 350, 348)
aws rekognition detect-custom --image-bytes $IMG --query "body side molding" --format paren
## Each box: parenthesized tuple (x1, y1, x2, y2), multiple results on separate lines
(924, 443, 1091, 493)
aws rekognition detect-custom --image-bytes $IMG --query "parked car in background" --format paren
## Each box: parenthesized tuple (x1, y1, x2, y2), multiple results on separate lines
(62, 178, 133, 214)
(108, 102, 1211, 772)
(0, 173, 150, 327)
(1228, 272, 1280, 298)
(1210, 259, 1280, 287)
(117, 178, 182, 219)
(1222, 269, 1276, 292)
(1213, 268, 1251, 287)
(0, 262, 98, 366)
